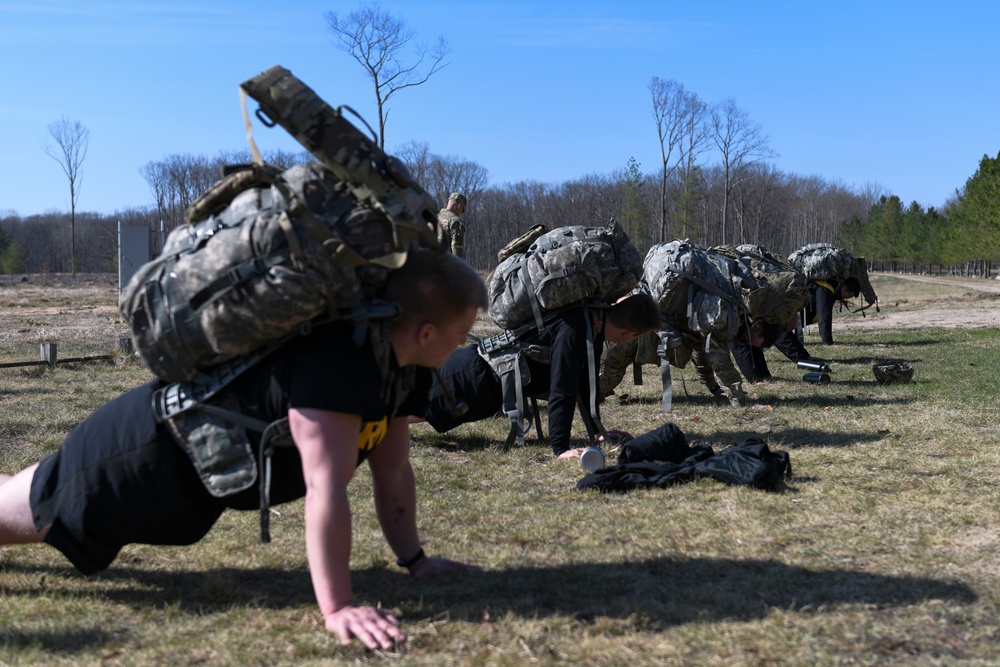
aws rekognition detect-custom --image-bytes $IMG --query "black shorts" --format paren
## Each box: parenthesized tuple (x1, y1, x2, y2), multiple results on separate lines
(425, 346, 504, 432)
(30, 381, 227, 574)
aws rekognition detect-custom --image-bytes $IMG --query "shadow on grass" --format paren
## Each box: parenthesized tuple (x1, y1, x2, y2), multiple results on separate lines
(746, 392, 917, 409)
(0, 556, 978, 638)
(398, 556, 979, 629)
(0, 385, 58, 399)
(839, 338, 942, 348)
(827, 355, 924, 366)
(696, 426, 888, 450)
(614, 393, 725, 408)
(0, 628, 122, 654)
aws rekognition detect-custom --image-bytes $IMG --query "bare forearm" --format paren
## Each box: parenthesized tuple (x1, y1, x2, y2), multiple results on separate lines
(304, 483, 354, 616)
(373, 460, 421, 562)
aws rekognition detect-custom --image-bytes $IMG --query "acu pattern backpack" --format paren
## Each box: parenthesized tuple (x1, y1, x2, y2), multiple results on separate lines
(787, 242, 854, 282)
(121, 160, 425, 383)
(480, 219, 642, 448)
(643, 240, 749, 341)
(787, 242, 879, 314)
(487, 218, 643, 332)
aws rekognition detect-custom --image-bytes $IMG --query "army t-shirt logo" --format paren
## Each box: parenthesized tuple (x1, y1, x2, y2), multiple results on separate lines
(358, 418, 388, 451)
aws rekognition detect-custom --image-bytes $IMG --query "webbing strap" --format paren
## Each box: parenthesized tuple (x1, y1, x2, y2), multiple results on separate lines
(517, 254, 546, 332)
(257, 418, 292, 544)
(501, 355, 527, 449)
(632, 349, 643, 386)
(240, 87, 265, 166)
(582, 304, 606, 441)
(152, 347, 275, 423)
(672, 266, 744, 307)
(530, 396, 544, 441)
(187, 253, 283, 311)
(659, 356, 673, 413)
(196, 403, 272, 434)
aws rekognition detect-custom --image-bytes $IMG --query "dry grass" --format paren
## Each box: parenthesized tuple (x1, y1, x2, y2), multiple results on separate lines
(2, 274, 1000, 665)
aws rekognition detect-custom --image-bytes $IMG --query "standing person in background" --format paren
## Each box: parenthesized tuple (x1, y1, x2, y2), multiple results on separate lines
(437, 192, 467, 257)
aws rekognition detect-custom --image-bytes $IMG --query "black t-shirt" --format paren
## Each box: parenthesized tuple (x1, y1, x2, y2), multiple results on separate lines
(237, 321, 429, 424)
(220, 321, 432, 508)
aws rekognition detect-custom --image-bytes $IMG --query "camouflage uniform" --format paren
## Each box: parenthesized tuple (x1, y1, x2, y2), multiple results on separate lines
(437, 209, 465, 258)
(599, 333, 657, 399)
(600, 325, 747, 407)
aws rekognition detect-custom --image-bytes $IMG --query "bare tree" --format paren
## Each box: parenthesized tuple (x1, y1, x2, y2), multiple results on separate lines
(649, 77, 709, 242)
(139, 160, 171, 248)
(427, 156, 489, 208)
(44, 117, 89, 277)
(393, 140, 434, 189)
(325, 3, 451, 148)
(709, 98, 777, 244)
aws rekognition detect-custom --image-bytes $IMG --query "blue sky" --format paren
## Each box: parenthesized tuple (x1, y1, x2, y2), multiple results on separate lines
(2, 1, 998, 217)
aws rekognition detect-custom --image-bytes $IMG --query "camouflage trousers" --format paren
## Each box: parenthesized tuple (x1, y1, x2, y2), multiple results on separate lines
(600, 331, 747, 407)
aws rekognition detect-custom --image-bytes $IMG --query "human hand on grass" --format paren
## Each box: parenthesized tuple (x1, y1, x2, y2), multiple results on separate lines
(325, 604, 405, 650)
(556, 447, 587, 459)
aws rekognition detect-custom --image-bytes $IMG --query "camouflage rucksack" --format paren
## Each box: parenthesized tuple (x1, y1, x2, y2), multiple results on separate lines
(788, 242, 879, 314)
(643, 240, 748, 340)
(787, 243, 854, 282)
(711, 244, 809, 327)
(120, 161, 428, 382)
(487, 218, 643, 331)
(121, 66, 440, 383)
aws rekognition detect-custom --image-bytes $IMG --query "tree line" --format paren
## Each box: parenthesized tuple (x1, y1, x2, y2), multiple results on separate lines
(4, 146, 999, 278)
(844, 151, 1000, 277)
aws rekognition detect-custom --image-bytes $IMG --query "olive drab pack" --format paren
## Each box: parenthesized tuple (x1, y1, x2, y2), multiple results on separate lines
(238, 66, 440, 240)
(711, 243, 809, 327)
(496, 223, 548, 263)
(487, 218, 643, 331)
(643, 240, 749, 340)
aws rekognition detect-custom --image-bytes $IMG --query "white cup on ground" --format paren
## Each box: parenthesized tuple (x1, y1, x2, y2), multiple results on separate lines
(580, 447, 606, 472)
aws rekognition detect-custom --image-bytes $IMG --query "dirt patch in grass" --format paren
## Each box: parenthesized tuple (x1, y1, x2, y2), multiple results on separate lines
(829, 273, 1000, 333)
(0, 273, 127, 355)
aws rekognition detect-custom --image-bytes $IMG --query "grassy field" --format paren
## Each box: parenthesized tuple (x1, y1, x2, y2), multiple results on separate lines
(1, 275, 999, 665)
